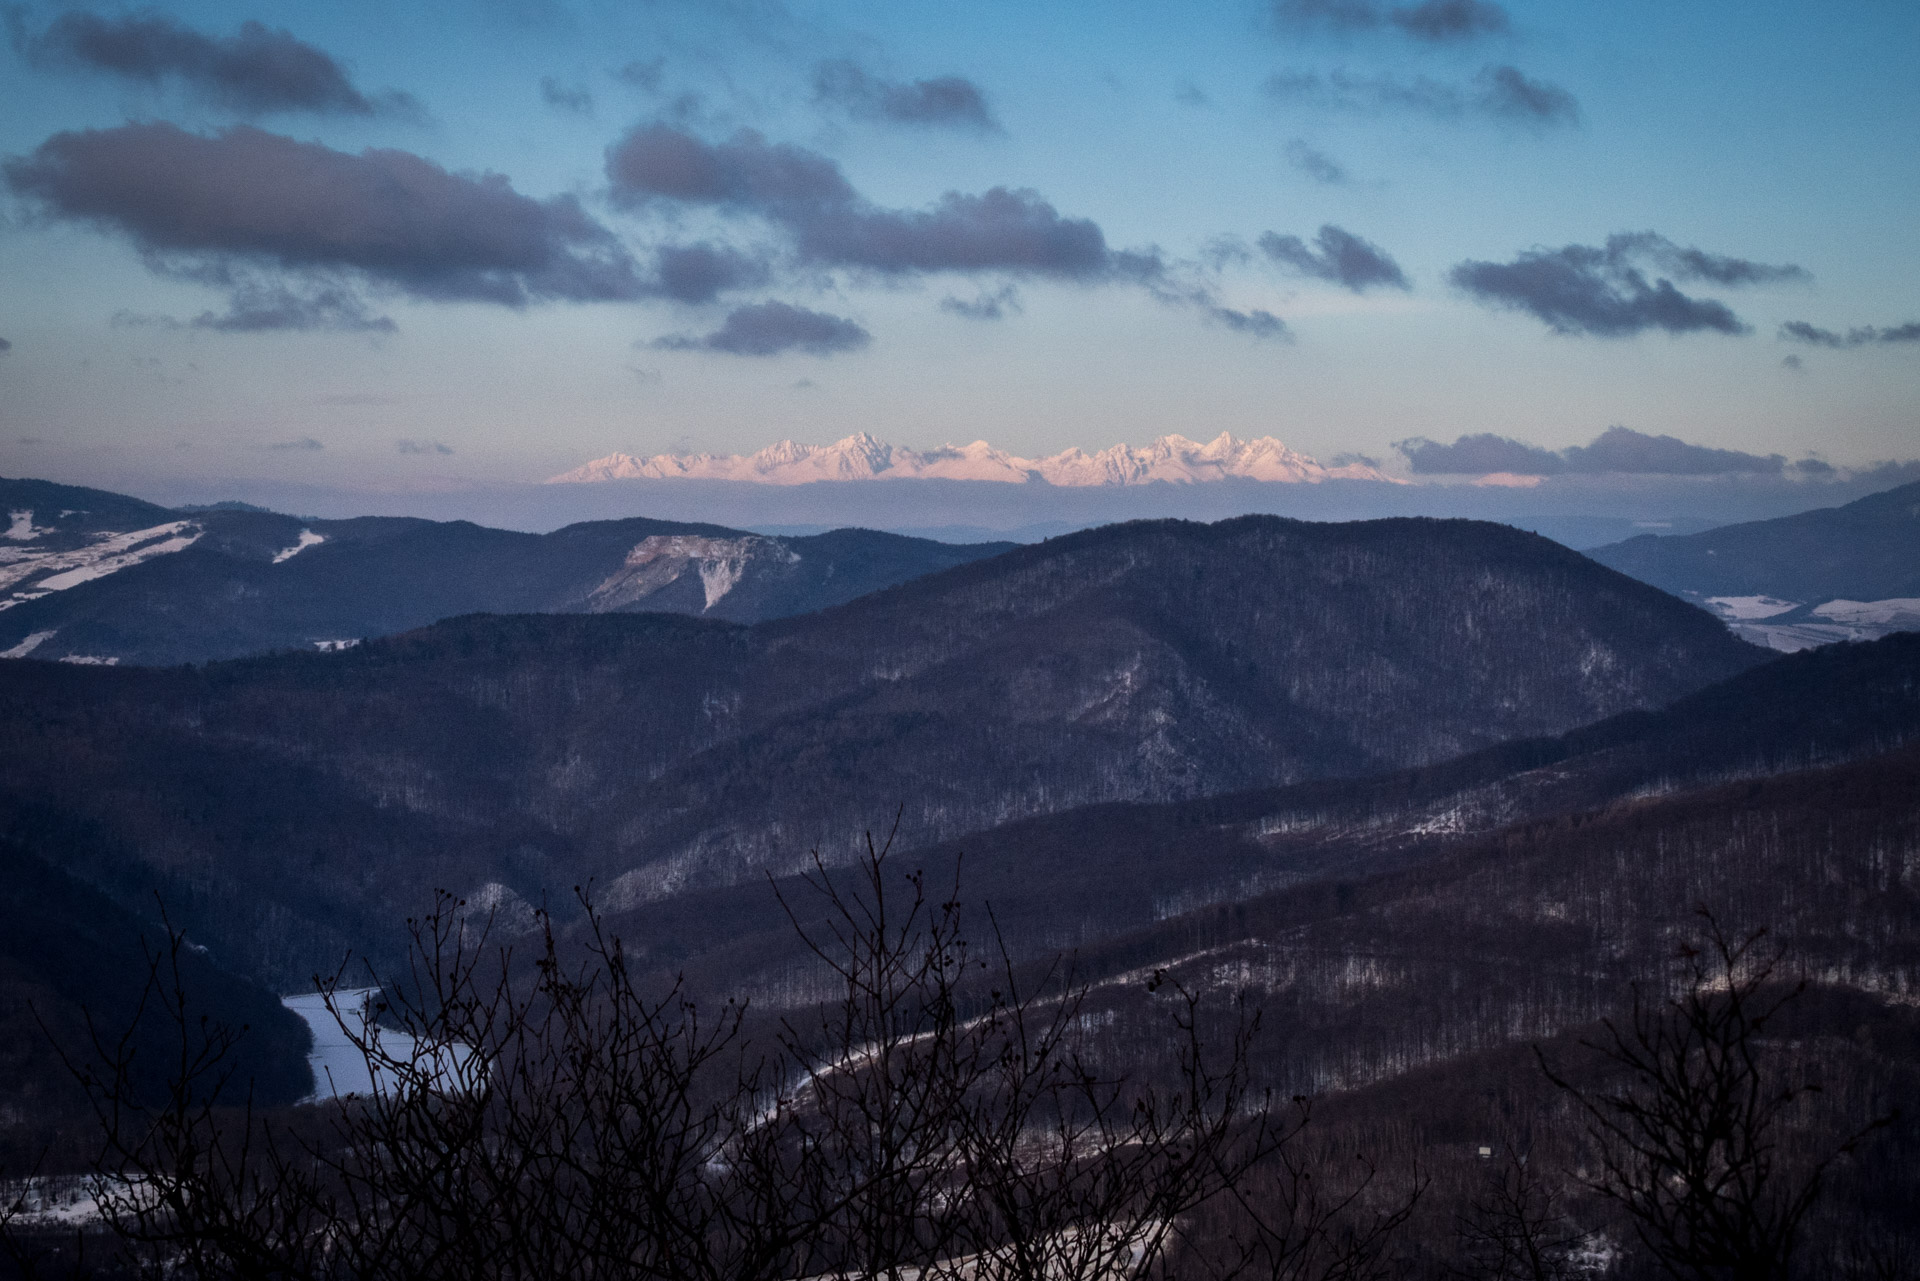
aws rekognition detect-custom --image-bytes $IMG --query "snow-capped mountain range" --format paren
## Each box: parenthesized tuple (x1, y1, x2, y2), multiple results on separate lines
(548, 432, 1394, 487)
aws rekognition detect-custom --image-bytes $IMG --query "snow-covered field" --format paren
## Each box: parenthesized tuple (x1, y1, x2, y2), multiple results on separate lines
(282, 989, 477, 1101)
(1706, 595, 1920, 652)
(1811, 598, 1920, 627)
(1704, 595, 1801, 621)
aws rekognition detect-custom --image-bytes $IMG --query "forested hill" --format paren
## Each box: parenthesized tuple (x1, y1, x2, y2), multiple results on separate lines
(0, 475, 1014, 665)
(1588, 477, 1920, 603)
(0, 514, 1763, 989)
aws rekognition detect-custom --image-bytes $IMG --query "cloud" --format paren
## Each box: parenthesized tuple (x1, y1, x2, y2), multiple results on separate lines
(17, 11, 413, 116)
(606, 124, 1115, 280)
(1284, 139, 1347, 184)
(1474, 65, 1577, 125)
(1789, 456, 1834, 476)
(1259, 224, 1408, 291)
(653, 300, 870, 356)
(616, 59, 666, 92)
(0, 337, 10, 353)
(268, 436, 324, 451)
(1265, 65, 1577, 126)
(1564, 426, 1785, 475)
(1207, 306, 1292, 339)
(1395, 433, 1566, 475)
(1780, 319, 1920, 348)
(397, 439, 454, 455)
(1392, 0, 1510, 41)
(940, 286, 1021, 320)
(540, 76, 593, 114)
(1175, 81, 1211, 107)
(5, 123, 652, 318)
(651, 242, 770, 303)
(1274, 0, 1510, 42)
(812, 60, 998, 131)
(1448, 232, 1804, 337)
(1396, 426, 1787, 476)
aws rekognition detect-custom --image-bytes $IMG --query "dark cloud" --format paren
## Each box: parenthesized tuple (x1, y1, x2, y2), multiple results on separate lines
(1208, 306, 1292, 339)
(1780, 319, 1920, 348)
(397, 439, 454, 455)
(1397, 427, 1788, 476)
(1265, 65, 1577, 126)
(1394, 433, 1566, 475)
(653, 300, 870, 356)
(940, 286, 1021, 320)
(18, 11, 411, 117)
(1274, 0, 1510, 42)
(189, 278, 397, 332)
(1782, 354, 1803, 371)
(1449, 232, 1804, 337)
(1175, 81, 1211, 107)
(5, 123, 650, 318)
(1605, 231, 1806, 286)
(1564, 426, 1784, 475)
(1790, 456, 1834, 476)
(1474, 65, 1577, 124)
(1782, 321, 1845, 348)
(615, 58, 665, 92)
(1259, 224, 1408, 291)
(0, 337, 10, 353)
(1284, 139, 1347, 184)
(606, 124, 1113, 280)
(540, 76, 593, 114)
(268, 436, 324, 451)
(651, 243, 769, 304)
(1393, 0, 1509, 41)
(812, 60, 998, 131)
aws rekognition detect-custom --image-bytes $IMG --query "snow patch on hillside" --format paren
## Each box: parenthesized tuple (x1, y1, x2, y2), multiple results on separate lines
(5, 510, 43, 540)
(587, 534, 800, 612)
(0, 630, 54, 658)
(0, 520, 203, 603)
(273, 529, 326, 563)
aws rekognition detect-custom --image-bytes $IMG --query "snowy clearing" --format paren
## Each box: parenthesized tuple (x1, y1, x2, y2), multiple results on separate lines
(1704, 595, 1801, 621)
(0, 521, 203, 599)
(1811, 598, 1920, 626)
(282, 989, 477, 1101)
(272, 529, 326, 564)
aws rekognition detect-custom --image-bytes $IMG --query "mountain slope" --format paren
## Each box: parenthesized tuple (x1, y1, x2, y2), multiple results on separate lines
(0, 477, 1012, 664)
(0, 835, 313, 1144)
(588, 631, 1920, 996)
(1588, 478, 1920, 648)
(0, 514, 1764, 987)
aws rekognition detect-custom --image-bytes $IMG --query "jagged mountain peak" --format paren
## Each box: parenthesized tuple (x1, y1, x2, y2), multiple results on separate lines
(547, 432, 1396, 487)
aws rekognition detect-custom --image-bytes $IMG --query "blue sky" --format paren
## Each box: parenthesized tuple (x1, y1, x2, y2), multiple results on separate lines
(1, 0, 1916, 509)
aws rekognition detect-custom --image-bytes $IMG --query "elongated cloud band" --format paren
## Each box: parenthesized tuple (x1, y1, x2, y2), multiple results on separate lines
(654, 300, 870, 356)
(18, 11, 412, 116)
(1449, 232, 1806, 336)
(605, 124, 1122, 281)
(812, 61, 998, 132)
(1396, 426, 1791, 475)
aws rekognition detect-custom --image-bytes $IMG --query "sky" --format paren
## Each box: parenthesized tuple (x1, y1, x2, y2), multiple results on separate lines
(0, 0, 1916, 521)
